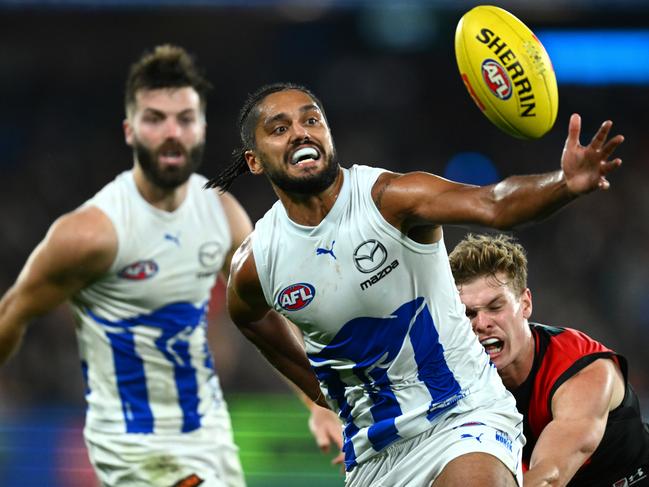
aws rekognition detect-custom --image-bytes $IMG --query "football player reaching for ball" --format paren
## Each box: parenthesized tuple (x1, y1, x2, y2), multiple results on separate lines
(203, 82, 623, 486)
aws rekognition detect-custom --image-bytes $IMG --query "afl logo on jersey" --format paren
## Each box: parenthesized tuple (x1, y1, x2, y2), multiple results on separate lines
(278, 283, 316, 311)
(481, 59, 513, 100)
(118, 260, 159, 280)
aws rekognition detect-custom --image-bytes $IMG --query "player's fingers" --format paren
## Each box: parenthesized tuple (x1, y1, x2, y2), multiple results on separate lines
(598, 176, 611, 190)
(311, 427, 331, 451)
(601, 158, 622, 175)
(590, 120, 613, 150)
(565, 113, 581, 148)
(331, 452, 344, 466)
(600, 134, 625, 160)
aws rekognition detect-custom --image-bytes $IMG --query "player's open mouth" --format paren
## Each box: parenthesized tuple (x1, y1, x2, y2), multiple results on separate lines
(480, 337, 504, 357)
(290, 147, 320, 165)
(159, 148, 185, 165)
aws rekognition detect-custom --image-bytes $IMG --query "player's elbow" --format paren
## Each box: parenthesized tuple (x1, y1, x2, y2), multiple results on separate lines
(578, 428, 603, 459)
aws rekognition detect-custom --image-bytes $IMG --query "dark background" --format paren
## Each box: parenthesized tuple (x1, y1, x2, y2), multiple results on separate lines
(0, 1, 648, 484)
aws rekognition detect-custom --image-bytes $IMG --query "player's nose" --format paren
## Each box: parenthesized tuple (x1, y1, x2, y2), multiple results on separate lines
(163, 118, 183, 138)
(289, 121, 310, 140)
(471, 311, 491, 334)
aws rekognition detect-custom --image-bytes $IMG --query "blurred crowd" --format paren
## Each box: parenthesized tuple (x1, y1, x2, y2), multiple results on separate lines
(1, 5, 648, 419)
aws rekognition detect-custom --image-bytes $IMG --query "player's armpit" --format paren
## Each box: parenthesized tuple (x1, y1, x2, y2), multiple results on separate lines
(525, 358, 621, 487)
(0, 206, 116, 364)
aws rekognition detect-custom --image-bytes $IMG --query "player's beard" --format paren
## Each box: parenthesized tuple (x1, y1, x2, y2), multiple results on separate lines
(262, 145, 339, 195)
(134, 139, 205, 190)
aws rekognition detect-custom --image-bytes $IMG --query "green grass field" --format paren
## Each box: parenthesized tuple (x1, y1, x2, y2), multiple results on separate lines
(229, 394, 345, 487)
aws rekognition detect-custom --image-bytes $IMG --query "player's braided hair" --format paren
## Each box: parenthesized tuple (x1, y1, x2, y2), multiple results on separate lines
(449, 233, 528, 296)
(204, 82, 326, 192)
(125, 44, 212, 117)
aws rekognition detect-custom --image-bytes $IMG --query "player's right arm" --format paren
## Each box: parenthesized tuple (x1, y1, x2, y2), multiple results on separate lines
(227, 235, 328, 408)
(523, 358, 624, 487)
(375, 114, 623, 234)
(0, 206, 116, 364)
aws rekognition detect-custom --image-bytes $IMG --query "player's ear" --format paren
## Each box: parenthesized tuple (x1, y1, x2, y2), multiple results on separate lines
(521, 288, 533, 320)
(244, 150, 264, 175)
(124, 118, 134, 146)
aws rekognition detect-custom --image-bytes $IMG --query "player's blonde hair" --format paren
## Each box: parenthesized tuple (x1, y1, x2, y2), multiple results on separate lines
(449, 233, 528, 296)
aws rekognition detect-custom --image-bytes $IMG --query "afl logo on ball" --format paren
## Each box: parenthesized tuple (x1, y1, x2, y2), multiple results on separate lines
(481, 59, 513, 100)
(278, 283, 316, 311)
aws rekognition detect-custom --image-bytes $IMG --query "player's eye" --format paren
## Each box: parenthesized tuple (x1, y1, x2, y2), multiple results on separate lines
(272, 126, 288, 135)
(143, 114, 163, 123)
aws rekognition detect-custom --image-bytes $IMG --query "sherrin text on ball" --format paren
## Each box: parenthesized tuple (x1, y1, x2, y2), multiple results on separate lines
(455, 5, 558, 139)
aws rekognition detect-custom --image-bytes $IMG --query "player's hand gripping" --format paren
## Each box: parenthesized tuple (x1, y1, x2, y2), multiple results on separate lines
(561, 113, 624, 194)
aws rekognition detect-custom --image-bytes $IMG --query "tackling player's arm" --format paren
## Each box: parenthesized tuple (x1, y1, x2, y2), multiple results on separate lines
(217, 190, 253, 281)
(375, 114, 623, 235)
(523, 358, 625, 487)
(0, 207, 116, 364)
(227, 235, 327, 408)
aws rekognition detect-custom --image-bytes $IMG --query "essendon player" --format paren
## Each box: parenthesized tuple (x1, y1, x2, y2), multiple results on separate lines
(450, 233, 649, 487)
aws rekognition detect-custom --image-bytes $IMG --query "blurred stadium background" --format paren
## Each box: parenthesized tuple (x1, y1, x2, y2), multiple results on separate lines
(1, 0, 648, 485)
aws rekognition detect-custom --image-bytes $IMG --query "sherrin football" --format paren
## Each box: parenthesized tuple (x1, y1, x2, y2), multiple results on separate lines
(455, 5, 558, 139)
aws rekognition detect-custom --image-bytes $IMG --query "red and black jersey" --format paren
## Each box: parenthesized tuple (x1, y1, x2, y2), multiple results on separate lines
(513, 323, 649, 486)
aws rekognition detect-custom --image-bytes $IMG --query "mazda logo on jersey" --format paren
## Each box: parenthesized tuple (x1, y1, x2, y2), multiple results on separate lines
(278, 283, 316, 311)
(118, 260, 158, 280)
(198, 242, 222, 268)
(353, 239, 387, 273)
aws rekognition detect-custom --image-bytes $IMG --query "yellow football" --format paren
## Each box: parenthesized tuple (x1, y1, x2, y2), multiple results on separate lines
(455, 5, 558, 139)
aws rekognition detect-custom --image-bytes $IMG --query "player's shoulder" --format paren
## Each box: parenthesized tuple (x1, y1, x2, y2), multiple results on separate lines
(36, 206, 117, 276)
(229, 233, 261, 290)
(49, 206, 117, 260)
(532, 323, 602, 348)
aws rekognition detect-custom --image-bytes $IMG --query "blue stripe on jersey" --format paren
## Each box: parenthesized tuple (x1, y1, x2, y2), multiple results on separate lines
(408, 301, 463, 421)
(105, 329, 154, 433)
(153, 328, 200, 433)
(308, 297, 461, 471)
(80, 360, 91, 398)
(86, 302, 210, 434)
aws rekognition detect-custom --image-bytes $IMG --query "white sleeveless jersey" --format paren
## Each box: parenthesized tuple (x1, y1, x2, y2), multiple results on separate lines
(70, 171, 231, 435)
(252, 165, 514, 470)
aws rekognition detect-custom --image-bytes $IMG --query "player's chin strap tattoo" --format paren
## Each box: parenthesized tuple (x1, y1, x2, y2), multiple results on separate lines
(204, 147, 250, 192)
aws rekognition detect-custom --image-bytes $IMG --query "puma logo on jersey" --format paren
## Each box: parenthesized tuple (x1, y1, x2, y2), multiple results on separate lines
(278, 283, 316, 311)
(460, 432, 483, 443)
(164, 232, 181, 246)
(316, 241, 336, 260)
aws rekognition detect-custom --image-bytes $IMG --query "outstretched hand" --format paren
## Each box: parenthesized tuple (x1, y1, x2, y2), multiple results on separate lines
(561, 113, 624, 194)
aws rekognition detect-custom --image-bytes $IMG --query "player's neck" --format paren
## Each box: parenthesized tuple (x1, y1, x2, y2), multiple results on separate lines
(133, 167, 189, 212)
(275, 169, 344, 227)
(501, 334, 535, 390)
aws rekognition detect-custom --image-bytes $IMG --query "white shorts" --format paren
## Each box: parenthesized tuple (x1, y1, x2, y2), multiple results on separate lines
(345, 395, 523, 487)
(84, 403, 245, 487)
